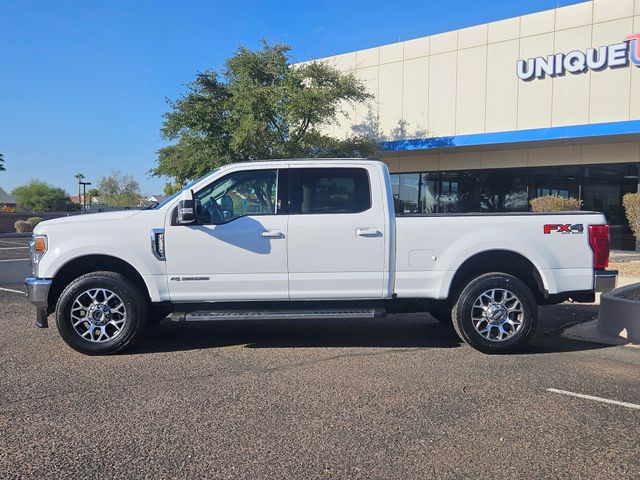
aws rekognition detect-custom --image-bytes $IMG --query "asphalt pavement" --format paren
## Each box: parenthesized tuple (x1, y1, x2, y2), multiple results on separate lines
(0, 279, 638, 479)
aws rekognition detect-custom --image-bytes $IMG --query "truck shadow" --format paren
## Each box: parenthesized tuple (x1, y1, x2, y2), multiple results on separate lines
(132, 316, 464, 352)
(129, 304, 609, 355)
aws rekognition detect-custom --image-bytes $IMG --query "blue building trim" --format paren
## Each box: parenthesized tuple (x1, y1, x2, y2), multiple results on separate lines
(379, 120, 640, 152)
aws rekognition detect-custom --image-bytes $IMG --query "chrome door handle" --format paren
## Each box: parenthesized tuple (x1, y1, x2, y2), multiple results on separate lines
(356, 227, 381, 237)
(260, 230, 284, 238)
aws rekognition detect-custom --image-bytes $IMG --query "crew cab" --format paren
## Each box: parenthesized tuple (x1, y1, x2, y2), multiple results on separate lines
(26, 159, 617, 354)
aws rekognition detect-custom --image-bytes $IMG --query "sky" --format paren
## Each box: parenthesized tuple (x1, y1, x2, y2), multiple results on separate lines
(0, 0, 588, 196)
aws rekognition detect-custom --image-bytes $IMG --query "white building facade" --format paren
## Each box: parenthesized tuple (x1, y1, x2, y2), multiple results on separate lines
(310, 0, 640, 250)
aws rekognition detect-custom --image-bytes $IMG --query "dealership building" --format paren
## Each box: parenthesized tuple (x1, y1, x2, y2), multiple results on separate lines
(311, 0, 640, 250)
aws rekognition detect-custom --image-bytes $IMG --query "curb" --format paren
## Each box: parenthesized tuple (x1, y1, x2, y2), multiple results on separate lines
(598, 283, 640, 343)
(562, 319, 640, 349)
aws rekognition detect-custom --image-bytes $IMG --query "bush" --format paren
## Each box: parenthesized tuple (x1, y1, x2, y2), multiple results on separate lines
(623, 193, 640, 242)
(530, 195, 582, 213)
(14, 220, 32, 233)
(26, 217, 44, 228)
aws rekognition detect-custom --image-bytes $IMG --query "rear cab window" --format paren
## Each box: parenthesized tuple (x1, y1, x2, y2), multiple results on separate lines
(289, 167, 371, 215)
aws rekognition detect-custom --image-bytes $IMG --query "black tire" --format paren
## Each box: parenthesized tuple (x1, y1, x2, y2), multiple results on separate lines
(55, 271, 147, 355)
(451, 272, 537, 354)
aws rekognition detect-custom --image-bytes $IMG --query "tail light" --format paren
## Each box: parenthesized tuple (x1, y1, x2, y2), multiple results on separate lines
(589, 225, 610, 269)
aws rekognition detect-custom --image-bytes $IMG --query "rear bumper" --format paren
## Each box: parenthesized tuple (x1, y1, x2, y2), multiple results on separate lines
(595, 269, 618, 293)
(25, 277, 52, 328)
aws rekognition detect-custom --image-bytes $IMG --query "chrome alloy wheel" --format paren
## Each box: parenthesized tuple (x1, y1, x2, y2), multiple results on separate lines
(471, 288, 524, 342)
(70, 288, 127, 343)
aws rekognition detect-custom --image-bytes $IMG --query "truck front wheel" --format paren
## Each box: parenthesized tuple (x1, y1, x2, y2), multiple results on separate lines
(452, 273, 537, 354)
(55, 271, 147, 355)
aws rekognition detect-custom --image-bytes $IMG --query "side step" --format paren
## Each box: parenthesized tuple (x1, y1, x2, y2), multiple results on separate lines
(169, 308, 386, 323)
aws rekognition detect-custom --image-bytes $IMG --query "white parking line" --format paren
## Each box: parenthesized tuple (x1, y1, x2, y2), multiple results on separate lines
(547, 388, 640, 410)
(0, 258, 29, 262)
(0, 246, 28, 250)
(0, 286, 25, 294)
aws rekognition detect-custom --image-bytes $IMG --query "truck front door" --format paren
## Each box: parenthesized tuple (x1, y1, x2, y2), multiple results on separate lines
(165, 167, 289, 302)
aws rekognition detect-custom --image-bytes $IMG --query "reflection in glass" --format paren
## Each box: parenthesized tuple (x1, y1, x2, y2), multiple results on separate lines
(390, 162, 639, 251)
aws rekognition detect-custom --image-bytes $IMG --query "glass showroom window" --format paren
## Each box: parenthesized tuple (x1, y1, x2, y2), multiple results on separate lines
(419, 173, 439, 213)
(581, 163, 639, 251)
(531, 166, 580, 199)
(438, 171, 482, 213)
(480, 169, 529, 212)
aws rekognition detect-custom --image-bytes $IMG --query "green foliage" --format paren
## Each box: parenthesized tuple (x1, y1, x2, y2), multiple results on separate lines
(152, 42, 378, 184)
(0, 153, 5, 172)
(623, 193, 640, 242)
(163, 182, 181, 197)
(530, 195, 582, 213)
(12, 180, 74, 212)
(97, 171, 142, 207)
(26, 217, 44, 228)
(14, 220, 31, 233)
(14, 217, 44, 232)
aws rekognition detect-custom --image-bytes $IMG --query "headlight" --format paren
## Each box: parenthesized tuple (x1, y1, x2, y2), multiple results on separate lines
(29, 234, 48, 276)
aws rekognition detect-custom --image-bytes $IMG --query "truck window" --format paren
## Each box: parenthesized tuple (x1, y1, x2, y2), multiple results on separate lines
(194, 169, 278, 224)
(289, 168, 371, 214)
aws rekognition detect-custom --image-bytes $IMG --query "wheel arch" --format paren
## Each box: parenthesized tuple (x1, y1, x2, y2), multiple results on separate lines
(446, 250, 547, 304)
(48, 254, 151, 312)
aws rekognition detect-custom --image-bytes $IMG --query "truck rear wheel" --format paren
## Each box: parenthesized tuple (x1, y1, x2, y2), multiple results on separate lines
(451, 273, 537, 354)
(55, 271, 147, 355)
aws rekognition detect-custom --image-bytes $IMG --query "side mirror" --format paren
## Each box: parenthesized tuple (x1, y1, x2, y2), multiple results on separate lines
(177, 190, 196, 224)
(220, 195, 234, 219)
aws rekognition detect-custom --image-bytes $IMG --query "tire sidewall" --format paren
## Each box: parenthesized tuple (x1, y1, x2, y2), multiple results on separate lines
(452, 273, 537, 354)
(56, 272, 146, 355)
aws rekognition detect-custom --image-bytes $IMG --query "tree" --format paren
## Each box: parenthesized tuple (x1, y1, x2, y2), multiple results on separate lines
(0, 153, 5, 172)
(97, 171, 142, 207)
(163, 182, 181, 197)
(87, 188, 100, 205)
(152, 41, 378, 185)
(12, 180, 75, 212)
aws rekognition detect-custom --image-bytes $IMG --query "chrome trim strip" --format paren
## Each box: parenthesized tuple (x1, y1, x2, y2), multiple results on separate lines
(180, 309, 378, 322)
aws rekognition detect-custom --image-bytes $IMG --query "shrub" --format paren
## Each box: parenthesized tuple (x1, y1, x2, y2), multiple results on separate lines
(623, 193, 640, 242)
(14, 220, 32, 233)
(26, 216, 44, 228)
(530, 195, 582, 213)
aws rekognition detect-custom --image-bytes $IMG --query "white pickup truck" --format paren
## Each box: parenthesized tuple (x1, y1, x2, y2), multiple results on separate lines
(26, 159, 617, 355)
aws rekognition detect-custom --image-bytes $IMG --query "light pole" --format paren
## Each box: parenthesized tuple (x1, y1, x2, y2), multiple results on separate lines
(74, 173, 85, 212)
(79, 181, 92, 212)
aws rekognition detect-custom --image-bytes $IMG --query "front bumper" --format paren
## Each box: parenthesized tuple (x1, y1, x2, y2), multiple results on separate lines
(595, 269, 618, 293)
(25, 276, 52, 328)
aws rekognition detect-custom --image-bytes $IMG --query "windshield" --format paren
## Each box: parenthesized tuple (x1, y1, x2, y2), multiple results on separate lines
(153, 170, 218, 209)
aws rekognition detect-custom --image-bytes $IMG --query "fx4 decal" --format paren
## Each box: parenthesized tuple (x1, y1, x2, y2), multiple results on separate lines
(543, 224, 584, 235)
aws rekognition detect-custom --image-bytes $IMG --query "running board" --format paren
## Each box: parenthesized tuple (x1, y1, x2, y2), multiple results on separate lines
(169, 308, 386, 323)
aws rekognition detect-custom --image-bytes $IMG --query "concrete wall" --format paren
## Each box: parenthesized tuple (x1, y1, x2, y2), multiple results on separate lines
(384, 140, 640, 173)
(0, 212, 79, 234)
(305, 0, 640, 140)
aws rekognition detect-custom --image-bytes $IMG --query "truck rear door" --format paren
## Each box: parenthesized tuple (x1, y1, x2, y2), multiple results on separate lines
(287, 165, 387, 299)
